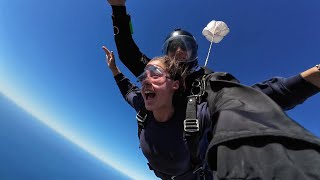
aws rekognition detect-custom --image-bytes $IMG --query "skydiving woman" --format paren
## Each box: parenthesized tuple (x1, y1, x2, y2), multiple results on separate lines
(102, 46, 320, 180)
(103, 46, 210, 179)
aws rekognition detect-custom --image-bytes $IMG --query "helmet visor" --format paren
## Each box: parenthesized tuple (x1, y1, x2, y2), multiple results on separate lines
(162, 35, 198, 63)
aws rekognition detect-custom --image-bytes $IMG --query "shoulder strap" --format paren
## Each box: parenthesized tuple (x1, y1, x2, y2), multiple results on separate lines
(184, 71, 212, 180)
(184, 71, 209, 172)
(183, 69, 210, 166)
(184, 94, 207, 180)
(184, 95, 201, 166)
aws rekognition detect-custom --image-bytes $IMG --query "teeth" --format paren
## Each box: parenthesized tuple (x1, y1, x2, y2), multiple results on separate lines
(145, 90, 153, 94)
(144, 90, 155, 100)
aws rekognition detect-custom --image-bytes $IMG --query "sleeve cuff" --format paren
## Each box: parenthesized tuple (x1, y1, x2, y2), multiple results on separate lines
(284, 74, 320, 97)
(111, 5, 127, 16)
(114, 73, 125, 83)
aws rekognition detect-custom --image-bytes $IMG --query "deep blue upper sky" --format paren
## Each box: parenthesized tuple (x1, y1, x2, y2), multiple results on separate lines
(0, 0, 319, 179)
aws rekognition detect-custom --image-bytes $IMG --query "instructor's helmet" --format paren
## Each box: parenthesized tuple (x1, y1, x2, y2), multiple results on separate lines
(162, 29, 198, 70)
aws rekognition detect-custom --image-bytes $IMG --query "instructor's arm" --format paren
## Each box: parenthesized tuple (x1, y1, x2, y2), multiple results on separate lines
(107, 0, 150, 77)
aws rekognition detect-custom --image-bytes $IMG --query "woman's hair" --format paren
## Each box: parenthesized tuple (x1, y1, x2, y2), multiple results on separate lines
(149, 55, 187, 91)
(149, 56, 188, 107)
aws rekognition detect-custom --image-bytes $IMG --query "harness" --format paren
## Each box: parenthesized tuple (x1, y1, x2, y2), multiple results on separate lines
(136, 67, 212, 180)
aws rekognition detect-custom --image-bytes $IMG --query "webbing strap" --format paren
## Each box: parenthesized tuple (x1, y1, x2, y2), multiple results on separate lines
(184, 95, 201, 166)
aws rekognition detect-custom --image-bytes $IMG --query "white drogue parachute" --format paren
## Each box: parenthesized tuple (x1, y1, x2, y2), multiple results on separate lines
(202, 20, 230, 66)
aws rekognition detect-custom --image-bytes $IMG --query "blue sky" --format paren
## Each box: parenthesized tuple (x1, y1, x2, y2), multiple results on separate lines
(0, 0, 319, 179)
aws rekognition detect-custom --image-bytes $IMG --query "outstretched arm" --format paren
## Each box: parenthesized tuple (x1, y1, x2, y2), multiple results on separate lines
(252, 65, 320, 110)
(107, 0, 150, 77)
(300, 65, 320, 88)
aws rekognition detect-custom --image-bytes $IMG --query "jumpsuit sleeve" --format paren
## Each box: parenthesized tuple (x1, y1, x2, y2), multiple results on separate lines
(114, 73, 145, 112)
(251, 74, 320, 110)
(111, 6, 151, 77)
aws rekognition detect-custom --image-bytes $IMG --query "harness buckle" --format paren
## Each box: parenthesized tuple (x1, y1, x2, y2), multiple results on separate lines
(184, 119, 200, 133)
(191, 79, 201, 96)
(136, 111, 147, 128)
(191, 77, 206, 103)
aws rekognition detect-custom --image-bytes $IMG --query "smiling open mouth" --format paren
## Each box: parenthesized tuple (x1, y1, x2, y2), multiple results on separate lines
(145, 90, 156, 100)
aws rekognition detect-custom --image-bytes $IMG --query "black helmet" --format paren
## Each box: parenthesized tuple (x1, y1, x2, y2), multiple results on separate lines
(162, 29, 198, 68)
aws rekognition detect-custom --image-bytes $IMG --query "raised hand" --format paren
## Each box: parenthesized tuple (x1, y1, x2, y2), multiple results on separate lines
(107, 0, 126, 6)
(102, 46, 121, 76)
